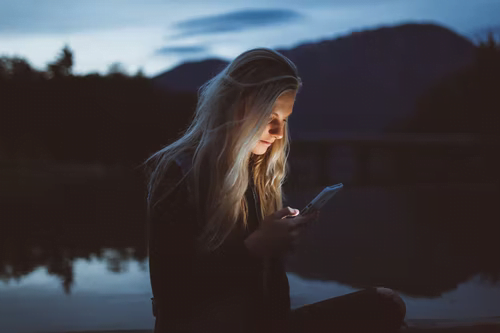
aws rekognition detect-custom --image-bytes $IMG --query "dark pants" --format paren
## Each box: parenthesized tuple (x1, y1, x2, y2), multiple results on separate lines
(153, 287, 406, 333)
(267, 287, 406, 333)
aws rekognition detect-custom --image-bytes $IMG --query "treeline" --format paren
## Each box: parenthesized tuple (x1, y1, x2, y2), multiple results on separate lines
(1, 36, 499, 168)
(394, 34, 500, 134)
(0, 45, 197, 166)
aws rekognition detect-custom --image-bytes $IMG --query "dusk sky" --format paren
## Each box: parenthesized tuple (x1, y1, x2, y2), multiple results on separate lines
(1, 0, 499, 77)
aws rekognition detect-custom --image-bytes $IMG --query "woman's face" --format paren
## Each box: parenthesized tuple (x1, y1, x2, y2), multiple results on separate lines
(251, 90, 296, 155)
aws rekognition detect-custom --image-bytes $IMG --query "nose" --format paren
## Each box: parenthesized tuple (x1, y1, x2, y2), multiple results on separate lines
(269, 121, 285, 140)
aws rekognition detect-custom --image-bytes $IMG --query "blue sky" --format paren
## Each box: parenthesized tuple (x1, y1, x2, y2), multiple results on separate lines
(0, 0, 499, 77)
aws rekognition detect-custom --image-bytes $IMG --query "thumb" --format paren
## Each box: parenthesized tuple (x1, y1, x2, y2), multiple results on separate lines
(274, 207, 299, 219)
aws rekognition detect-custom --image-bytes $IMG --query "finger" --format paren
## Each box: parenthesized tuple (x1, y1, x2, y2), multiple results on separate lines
(275, 206, 292, 218)
(277, 207, 299, 219)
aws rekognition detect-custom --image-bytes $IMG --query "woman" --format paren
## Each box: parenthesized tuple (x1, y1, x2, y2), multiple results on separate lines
(143, 48, 406, 333)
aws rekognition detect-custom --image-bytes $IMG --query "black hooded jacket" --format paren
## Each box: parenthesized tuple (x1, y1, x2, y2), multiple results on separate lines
(147, 150, 291, 332)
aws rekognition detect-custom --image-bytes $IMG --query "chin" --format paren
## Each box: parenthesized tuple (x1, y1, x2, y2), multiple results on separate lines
(251, 148, 267, 155)
(251, 145, 270, 155)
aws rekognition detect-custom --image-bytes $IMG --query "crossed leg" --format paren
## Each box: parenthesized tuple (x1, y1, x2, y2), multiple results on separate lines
(284, 287, 406, 333)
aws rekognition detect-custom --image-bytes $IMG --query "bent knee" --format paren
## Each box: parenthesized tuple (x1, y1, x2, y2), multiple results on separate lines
(375, 287, 406, 319)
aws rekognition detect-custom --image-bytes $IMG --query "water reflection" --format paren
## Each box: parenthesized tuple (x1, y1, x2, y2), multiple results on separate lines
(0, 257, 153, 333)
(1, 175, 499, 330)
(284, 185, 500, 297)
(1, 257, 499, 333)
(1, 178, 499, 296)
(0, 175, 148, 294)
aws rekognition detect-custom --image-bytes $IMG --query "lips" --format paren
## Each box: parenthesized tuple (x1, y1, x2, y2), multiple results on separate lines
(261, 140, 272, 144)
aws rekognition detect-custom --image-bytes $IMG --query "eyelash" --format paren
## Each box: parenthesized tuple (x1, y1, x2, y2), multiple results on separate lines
(269, 118, 288, 123)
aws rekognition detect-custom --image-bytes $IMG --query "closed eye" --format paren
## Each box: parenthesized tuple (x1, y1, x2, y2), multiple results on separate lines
(269, 117, 288, 123)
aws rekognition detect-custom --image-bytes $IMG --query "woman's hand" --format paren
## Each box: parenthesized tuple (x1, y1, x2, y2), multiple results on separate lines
(244, 206, 320, 258)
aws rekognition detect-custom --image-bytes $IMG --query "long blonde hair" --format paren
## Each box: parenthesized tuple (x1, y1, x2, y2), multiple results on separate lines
(143, 47, 302, 252)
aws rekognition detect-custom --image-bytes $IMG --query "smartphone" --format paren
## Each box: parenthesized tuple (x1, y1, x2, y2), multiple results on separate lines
(286, 183, 343, 218)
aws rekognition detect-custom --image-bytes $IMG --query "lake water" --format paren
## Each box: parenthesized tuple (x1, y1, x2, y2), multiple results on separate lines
(1, 175, 499, 333)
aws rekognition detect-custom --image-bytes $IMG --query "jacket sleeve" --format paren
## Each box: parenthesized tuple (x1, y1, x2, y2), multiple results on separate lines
(147, 161, 262, 327)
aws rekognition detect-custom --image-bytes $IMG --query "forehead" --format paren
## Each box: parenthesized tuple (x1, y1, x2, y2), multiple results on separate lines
(273, 91, 295, 116)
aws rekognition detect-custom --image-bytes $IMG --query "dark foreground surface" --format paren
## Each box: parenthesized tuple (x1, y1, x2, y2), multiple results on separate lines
(43, 320, 500, 333)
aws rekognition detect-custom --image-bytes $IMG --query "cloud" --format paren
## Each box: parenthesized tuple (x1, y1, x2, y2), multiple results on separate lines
(170, 9, 304, 38)
(0, 0, 197, 35)
(155, 45, 209, 55)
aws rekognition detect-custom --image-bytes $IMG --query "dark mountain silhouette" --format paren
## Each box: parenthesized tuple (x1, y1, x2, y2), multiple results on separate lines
(152, 23, 476, 135)
(153, 59, 228, 93)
